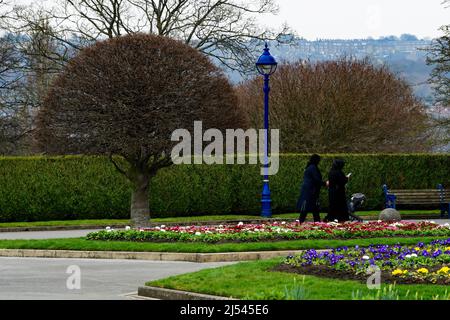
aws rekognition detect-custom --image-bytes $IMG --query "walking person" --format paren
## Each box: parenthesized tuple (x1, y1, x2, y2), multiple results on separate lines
(326, 159, 352, 223)
(296, 154, 327, 224)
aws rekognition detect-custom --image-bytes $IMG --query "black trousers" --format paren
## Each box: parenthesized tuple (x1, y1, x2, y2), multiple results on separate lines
(299, 209, 321, 223)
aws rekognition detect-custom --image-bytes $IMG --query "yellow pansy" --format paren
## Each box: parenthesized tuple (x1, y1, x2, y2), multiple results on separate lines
(417, 268, 429, 275)
(437, 267, 450, 275)
(392, 269, 404, 276)
(414, 247, 421, 252)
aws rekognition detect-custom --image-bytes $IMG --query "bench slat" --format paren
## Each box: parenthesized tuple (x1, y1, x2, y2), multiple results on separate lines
(396, 201, 440, 204)
(390, 190, 440, 192)
(387, 192, 449, 196)
(390, 189, 440, 193)
(396, 201, 441, 204)
(388, 194, 443, 198)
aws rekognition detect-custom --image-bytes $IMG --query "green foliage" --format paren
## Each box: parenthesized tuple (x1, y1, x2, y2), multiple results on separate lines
(352, 286, 450, 300)
(0, 154, 448, 222)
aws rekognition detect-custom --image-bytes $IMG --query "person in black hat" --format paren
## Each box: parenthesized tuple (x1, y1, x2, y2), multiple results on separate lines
(296, 154, 327, 223)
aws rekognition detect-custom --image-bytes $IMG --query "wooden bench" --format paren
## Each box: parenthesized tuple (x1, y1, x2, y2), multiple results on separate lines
(383, 184, 450, 219)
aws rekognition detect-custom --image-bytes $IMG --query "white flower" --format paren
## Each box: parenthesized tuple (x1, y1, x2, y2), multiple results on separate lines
(218, 225, 224, 228)
(411, 253, 418, 258)
(295, 220, 300, 223)
(125, 226, 131, 231)
(430, 221, 436, 224)
(105, 226, 111, 230)
(362, 255, 370, 260)
(155, 226, 160, 230)
(238, 222, 244, 226)
(281, 221, 286, 225)
(160, 229, 166, 232)
(160, 225, 166, 228)
(391, 222, 404, 227)
(405, 254, 412, 259)
(195, 232, 202, 236)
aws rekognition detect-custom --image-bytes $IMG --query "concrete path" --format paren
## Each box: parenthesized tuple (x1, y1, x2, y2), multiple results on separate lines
(0, 229, 101, 240)
(0, 257, 232, 300)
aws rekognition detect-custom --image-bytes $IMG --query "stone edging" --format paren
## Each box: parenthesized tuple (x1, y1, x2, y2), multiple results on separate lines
(0, 215, 442, 233)
(137, 286, 236, 300)
(0, 248, 301, 262)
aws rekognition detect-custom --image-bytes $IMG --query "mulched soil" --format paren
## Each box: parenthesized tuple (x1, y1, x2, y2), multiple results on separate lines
(272, 264, 450, 286)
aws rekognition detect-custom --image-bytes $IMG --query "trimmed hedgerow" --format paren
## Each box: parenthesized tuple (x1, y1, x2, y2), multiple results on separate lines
(0, 154, 448, 222)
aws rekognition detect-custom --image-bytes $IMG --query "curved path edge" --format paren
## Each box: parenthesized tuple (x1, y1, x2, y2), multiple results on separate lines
(0, 248, 301, 263)
(137, 286, 237, 300)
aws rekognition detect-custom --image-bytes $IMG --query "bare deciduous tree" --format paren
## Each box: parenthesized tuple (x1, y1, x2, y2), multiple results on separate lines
(4, 0, 290, 73)
(36, 34, 244, 226)
(427, 25, 450, 107)
(0, 32, 31, 154)
(238, 59, 431, 153)
(0, 13, 62, 154)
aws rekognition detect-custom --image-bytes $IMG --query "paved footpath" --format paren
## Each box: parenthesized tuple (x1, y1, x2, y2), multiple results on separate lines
(0, 257, 232, 300)
(0, 229, 102, 240)
(0, 220, 449, 240)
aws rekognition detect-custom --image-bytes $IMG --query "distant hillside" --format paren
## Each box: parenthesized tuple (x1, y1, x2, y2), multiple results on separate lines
(232, 37, 435, 103)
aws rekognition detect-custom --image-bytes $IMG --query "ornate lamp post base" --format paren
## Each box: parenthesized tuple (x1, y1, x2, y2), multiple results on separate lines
(261, 180, 272, 217)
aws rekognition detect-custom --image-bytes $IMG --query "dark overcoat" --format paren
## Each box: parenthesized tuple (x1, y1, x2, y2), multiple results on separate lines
(328, 169, 349, 222)
(296, 164, 324, 213)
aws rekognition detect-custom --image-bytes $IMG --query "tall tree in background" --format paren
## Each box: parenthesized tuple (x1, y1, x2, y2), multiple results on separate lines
(37, 34, 244, 226)
(426, 1, 449, 146)
(238, 59, 431, 153)
(427, 25, 449, 107)
(0, 33, 26, 153)
(0, 12, 61, 154)
(4, 0, 290, 73)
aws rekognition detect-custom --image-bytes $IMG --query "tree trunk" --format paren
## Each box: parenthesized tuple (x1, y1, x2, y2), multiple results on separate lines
(130, 173, 151, 228)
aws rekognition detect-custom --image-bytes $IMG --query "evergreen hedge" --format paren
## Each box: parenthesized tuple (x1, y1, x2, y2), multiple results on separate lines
(0, 154, 448, 222)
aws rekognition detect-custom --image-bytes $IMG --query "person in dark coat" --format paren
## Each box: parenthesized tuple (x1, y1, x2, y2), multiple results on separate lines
(326, 159, 351, 223)
(297, 154, 327, 223)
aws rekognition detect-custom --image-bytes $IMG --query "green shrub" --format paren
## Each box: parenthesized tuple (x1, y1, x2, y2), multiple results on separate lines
(0, 154, 448, 222)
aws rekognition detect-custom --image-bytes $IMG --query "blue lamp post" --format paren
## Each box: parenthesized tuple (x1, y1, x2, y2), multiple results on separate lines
(256, 43, 278, 218)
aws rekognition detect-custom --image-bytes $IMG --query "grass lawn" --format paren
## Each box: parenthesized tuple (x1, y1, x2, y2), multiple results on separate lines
(147, 258, 450, 300)
(0, 236, 447, 253)
(0, 210, 441, 229)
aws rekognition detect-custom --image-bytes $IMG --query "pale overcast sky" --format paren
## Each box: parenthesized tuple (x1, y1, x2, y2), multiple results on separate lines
(261, 0, 449, 40)
(11, 0, 450, 40)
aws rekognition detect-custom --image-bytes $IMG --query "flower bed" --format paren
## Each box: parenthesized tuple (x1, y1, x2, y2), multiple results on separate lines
(276, 238, 450, 285)
(86, 221, 450, 244)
